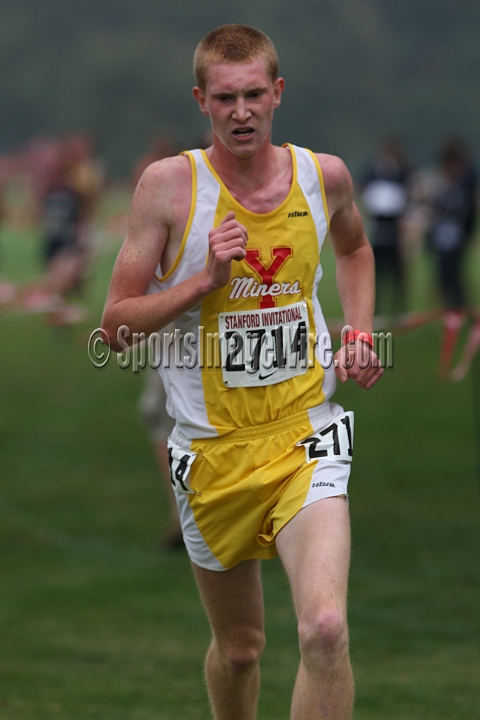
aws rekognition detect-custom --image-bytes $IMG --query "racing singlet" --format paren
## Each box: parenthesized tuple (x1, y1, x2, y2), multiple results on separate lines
(148, 144, 336, 439)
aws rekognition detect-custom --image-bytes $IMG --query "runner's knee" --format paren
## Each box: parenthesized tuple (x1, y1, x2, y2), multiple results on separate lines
(297, 608, 348, 668)
(216, 628, 266, 674)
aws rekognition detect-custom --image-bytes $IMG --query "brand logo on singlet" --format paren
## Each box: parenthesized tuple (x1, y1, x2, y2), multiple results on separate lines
(229, 247, 301, 309)
(288, 211, 309, 217)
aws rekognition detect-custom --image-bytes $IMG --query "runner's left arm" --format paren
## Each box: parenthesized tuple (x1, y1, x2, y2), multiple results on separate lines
(318, 153, 384, 389)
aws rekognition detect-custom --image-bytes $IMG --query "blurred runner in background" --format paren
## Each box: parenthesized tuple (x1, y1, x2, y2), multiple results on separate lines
(21, 140, 85, 312)
(20, 132, 104, 323)
(427, 137, 478, 375)
(360, 137, 411, 317)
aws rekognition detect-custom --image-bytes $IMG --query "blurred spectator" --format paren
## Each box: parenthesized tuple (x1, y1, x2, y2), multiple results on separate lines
(428, 137, 477, 309)
(20, 132, 104, 323)
(19, 136, 61, 229)
(63, 131, 104, 231)
(20, 140, 86, 317)
(427, 137, 478, 374)
(360, 138, 411, 317)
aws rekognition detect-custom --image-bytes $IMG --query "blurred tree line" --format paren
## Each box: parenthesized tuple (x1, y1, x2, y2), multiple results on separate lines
(1, 0, 479, 176)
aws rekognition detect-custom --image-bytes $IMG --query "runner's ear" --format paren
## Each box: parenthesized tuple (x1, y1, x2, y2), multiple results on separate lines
(193, 86, 209, 117)
(273, 77, 285, 109)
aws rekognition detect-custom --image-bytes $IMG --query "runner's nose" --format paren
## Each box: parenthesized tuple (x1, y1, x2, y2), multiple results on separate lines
(233, 97, 251, 123)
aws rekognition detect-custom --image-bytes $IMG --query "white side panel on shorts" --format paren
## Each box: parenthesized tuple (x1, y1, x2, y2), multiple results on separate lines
(301, 458, 350, 507)
(302, 402, 352, 507)
(175, 492, 226, 571)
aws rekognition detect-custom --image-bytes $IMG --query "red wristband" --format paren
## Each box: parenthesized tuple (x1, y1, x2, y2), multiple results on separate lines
(342, 329, 374, 348)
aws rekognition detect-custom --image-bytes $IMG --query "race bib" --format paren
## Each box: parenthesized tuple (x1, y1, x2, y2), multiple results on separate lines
(299, 411, 354, 463)
(218, 301, 310, 387)
(167, 441, 197, 494)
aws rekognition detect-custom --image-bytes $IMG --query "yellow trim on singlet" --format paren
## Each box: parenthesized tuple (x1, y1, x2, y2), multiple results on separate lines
(200, 147, 298, 220)
(307, 149, 331, 230)
(155, 151, 197, 282)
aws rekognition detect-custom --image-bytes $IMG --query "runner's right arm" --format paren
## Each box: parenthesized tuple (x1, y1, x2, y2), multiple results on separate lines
(101, 158, 247, 351)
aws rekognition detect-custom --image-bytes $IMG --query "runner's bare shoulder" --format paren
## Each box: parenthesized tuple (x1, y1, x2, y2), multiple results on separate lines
(130, 155, 192, 231)
(314, 153, 354, 216)
(135, 155, 191, 204)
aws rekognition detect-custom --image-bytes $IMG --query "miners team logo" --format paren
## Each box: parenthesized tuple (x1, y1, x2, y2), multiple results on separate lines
(228, 246, 302, 309)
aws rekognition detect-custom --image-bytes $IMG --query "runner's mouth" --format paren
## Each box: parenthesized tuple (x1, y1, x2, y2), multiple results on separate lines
(232, 128, 255, 139)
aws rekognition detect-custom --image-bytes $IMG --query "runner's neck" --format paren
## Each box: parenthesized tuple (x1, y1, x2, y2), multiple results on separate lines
(205, 141, 292, 213)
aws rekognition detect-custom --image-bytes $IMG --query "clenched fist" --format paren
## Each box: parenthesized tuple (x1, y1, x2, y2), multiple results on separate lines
(206, 211, 249, 289)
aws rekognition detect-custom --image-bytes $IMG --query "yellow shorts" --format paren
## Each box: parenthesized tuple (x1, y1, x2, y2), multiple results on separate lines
(169, 402, 353, 571)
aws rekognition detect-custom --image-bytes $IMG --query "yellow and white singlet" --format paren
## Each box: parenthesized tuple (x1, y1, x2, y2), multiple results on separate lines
(148, 144, 353, 570)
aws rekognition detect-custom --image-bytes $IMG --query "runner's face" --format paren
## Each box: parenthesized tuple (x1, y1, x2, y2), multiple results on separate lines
(193, 59, 284, 158)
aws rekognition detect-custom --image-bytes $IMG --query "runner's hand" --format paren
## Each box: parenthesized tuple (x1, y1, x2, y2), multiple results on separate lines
(206, 212, 248, 289)
(334, 339, 384, 389)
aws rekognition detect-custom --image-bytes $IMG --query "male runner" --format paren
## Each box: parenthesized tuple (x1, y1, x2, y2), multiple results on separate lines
(102, 24, 383, 720)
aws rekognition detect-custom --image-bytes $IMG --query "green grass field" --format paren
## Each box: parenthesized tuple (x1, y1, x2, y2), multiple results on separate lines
(1, 215, 479, 719)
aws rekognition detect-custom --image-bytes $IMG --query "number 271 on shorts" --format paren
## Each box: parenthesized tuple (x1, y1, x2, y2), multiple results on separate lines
(298, 411, 354, 463)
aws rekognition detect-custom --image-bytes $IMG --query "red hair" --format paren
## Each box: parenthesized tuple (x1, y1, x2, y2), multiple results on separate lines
(194, 24, 279, 90)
